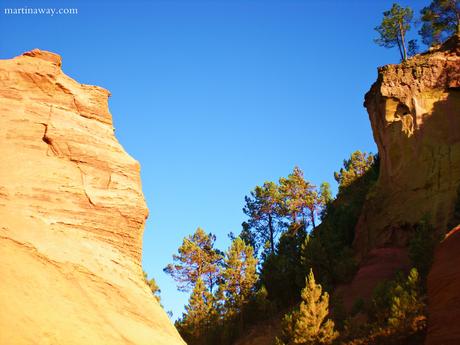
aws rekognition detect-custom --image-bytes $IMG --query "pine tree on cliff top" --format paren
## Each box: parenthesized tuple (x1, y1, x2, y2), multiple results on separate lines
(276, 269, 338, 345)
(420, 0, 460, 46)
(374, 3, 414, 61)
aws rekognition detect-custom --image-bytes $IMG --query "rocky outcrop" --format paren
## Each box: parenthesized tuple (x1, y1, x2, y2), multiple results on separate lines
(0, 50, 185, 345)
(336, 247, 410, 311)
(353, 36, 460, 344)
(426, 226, 460, 345)
(356, 36, 460, 256)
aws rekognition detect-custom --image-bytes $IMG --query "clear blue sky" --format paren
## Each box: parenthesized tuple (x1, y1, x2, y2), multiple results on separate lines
(1, 0, 427, 320)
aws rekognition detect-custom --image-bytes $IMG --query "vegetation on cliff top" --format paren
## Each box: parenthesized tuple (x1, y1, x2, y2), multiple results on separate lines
(375, 0, 459, 60)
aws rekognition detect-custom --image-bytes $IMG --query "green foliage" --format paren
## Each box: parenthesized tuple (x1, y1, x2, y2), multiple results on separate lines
(387, 269, 426, 333)
(243, 181, 285, 254)
(176, 278, 218, 345)
(164, 227, 223, 292)
(279, 167, 326, 228)
(219, 237, 258, 316)
(420, 0, 460, 46)
(408, 39, 419, 56)
(337, 269, 427, 345)
(319, 182, 332, 212)
(369, 269, 426, 333)
(276, 270, 338, 345)
(408, 217, 439, 283)
(143, 271, 162, 303)
(302, 152, 379, 288)
(334, 151, 375, 191)
(261, 224, 308, 306)
(374, 3, 414, 61)
(243, 167, 331, 259)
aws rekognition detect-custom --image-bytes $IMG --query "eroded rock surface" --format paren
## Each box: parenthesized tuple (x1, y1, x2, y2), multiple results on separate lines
(0, 49, 185, 345)
(353, 36, 460, 345)
(426, 226, 460, 345)
(356, 36, 460, 257)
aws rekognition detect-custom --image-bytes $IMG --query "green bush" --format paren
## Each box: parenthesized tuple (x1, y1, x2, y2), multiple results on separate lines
(408, 217, 439, 283)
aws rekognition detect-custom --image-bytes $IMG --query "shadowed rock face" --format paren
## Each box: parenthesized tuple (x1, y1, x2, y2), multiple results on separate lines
(427, 226, 460, 345)
(356, 36, 460, 257)
(351, 36, 460, 345)
(0, 50, 185, 345)
(335, 36, 459, 331)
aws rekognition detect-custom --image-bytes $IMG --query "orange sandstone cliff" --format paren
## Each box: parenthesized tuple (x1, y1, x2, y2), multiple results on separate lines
(357, 36, 460, 257)
(353, 36, 460, 345)
(0, 50, 185, 345)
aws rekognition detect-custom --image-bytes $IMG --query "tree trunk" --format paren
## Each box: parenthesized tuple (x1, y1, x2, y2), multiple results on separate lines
(399, 21, 407, 61)
(268, 213, 275, 253)
(310, 208, 316, 230)
(396, 35, 404, 61)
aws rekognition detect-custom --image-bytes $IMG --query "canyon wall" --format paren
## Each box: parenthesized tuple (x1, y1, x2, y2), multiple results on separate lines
(426, 226, 460, 345)
(0, 50, 185, 345)
(356, 36, 460, 345)
(356, 36, 460, 256)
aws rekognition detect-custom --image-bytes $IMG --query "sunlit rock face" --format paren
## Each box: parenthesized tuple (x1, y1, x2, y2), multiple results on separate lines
(356, 36, 460, 257)
(354, 36, 460, 345)
(0, 50, 185, 345)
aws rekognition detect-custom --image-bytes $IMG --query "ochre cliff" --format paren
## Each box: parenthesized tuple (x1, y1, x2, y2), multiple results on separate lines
(426, 226, 460, 345)
(352, 36, 460, 344)
(0, 50, 185, 345)
(356, 36, 460, 256)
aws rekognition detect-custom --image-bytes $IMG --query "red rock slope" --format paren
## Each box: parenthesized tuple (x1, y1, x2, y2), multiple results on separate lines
(426, 226, 460, 345)
(0, 50, 185, 345)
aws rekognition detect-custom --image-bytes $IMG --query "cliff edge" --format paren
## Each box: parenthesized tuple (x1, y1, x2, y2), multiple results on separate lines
(0, 50, 185, 345)
(357, 36, 460, 256)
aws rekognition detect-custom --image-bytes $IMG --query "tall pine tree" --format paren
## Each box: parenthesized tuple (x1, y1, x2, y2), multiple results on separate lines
(176, 278, 216, 345)
(243, 181, 284, 254)
(219, 237, 258, 317)
(164, 227, 223, 292)
(276, 269, 338, 345)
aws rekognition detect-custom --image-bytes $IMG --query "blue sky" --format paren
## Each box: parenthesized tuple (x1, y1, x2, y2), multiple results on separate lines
(1, 0, 427, 320)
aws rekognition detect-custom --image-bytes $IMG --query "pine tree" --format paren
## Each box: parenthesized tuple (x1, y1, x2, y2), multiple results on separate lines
(164, 227, 223, 292)
(374, 3, 414, 61)
(420, 0, 460, 46)
(277, 269, 338, 345)
(334, 151, 375, 191)
(243, 181, 284, 254)
(220, 237, 258, 317)
(388, 268, 426, 333)
(319, 182, 332, 208)
(143, 271, 162, 303)
(279, 167, 320, 229)
(177, 278, 216, 343)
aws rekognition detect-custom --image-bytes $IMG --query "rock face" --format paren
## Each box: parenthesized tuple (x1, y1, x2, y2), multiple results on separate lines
(0, 50, 185, 345)
(356, 36, 460, 256)
(355, 36, 460, 344)
(426, 226, 460, 345)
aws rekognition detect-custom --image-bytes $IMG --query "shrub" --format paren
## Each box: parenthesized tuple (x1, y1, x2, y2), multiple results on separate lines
(275, 270, 338, 345)
(408, 217, 439, 283)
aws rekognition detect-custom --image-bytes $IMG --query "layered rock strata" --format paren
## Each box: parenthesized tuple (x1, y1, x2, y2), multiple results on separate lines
(0, 50, 185, 345)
